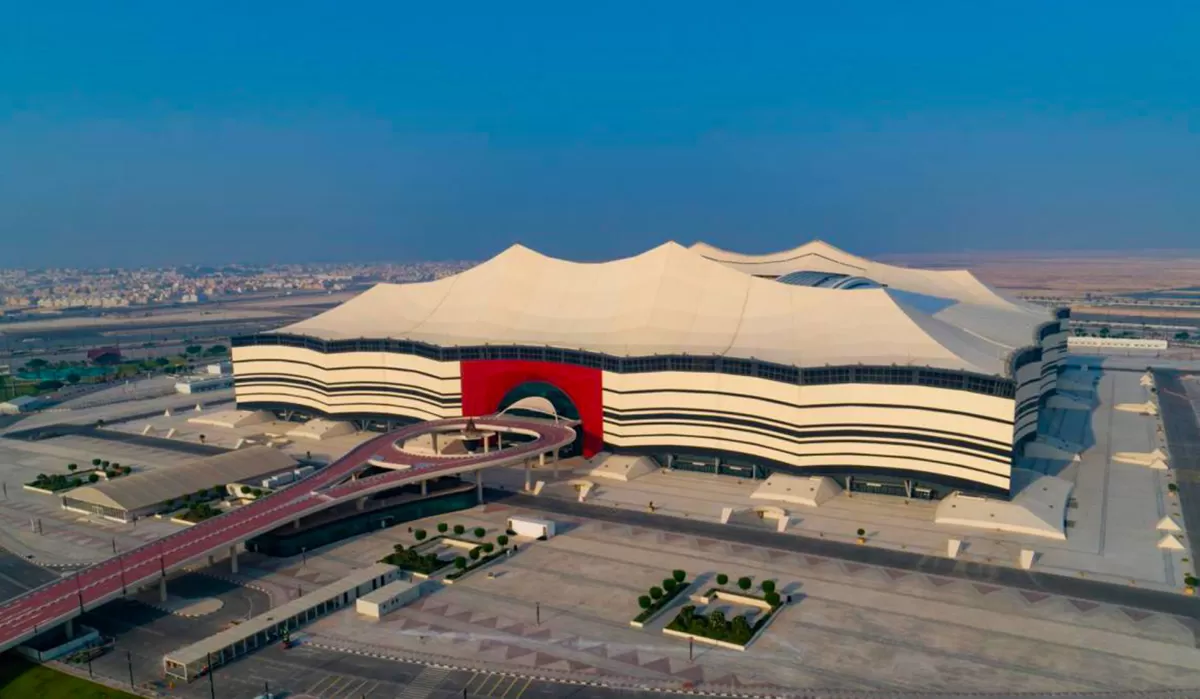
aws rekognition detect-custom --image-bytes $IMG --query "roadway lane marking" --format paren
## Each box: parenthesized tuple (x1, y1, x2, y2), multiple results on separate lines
(327, 677, 369, 699)
(306, 674, 342, 695)
(508, 677, 534, 699)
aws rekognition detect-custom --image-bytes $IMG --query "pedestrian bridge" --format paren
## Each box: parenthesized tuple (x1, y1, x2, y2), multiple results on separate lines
(0, 416, 576, 654)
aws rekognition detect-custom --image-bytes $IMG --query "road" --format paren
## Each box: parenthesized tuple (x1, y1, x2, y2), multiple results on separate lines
(1152, 369, 1200, 570)
(0, 548, 59, 604)
(495, 491, 1200, 622)
(0, 416, 576, 654)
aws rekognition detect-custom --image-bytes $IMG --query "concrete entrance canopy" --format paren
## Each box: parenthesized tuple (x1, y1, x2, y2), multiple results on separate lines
(0, 415, 575, 655)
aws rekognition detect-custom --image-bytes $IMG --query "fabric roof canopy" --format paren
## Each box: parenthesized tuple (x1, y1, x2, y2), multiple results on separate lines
(64, 446, 297, 512)
(692, 240, 1055, 352)
(280, 242, 1015, 376)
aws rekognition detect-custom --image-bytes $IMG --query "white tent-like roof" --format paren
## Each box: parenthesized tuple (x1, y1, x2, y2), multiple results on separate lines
(280, 242, 1012, 377)
(691, 240, 1056, 351)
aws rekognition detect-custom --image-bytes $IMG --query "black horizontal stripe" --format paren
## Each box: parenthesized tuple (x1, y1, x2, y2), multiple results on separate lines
(235, 374, 461, 406)
(603, 414, 1011, 468)
(236, 356, 459, 383)
(234, 391, 447, 420)
(606, 431, 1009, 483)
(604, 406, 1012, 453)
(603, 386, 1014, 426)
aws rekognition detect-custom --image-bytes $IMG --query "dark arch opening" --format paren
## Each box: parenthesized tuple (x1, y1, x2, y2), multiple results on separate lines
(497, 381, 582, 457)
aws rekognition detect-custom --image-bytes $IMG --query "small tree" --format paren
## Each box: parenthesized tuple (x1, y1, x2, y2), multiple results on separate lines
(453, 524, 465, 535)
(92, 458, 101, 467)
(473, 527, 486, 539)
(638, 595, 652, 610)
(414, 529, 427, 541)
(672, 569, 685, 583)
(761, 579, 776, 594)
(122, 465, 132, 475)
(393, 543, 406, 554)
(765, 591, 782, 607)
(716, 573, 728, 586)
(663, 578, 677, 593)
(101, 460, 110, 469)
(1169, 483, 1179, 493)
(67, 463, 78, 472)
(737, 576, 752, 591)
(649, 586, 663, 600)
(199, 434, 207, 445)
(455, 557, 467, 570)
(88, 473, 99, 483)
(437, 522, 449, 534)
(856, 528, 866, 537)
(111, 462, 120, 470)
(469, 547, 481, 561)
(1185, 574, 1199, 588)
(482, 543, 494, 554)
(240, 485, 251, 496)
(497, 534, 509, 547)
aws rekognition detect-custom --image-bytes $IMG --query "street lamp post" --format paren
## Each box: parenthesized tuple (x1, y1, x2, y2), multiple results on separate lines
(535, 602, 540, 626)
(206, 652, 216, 699)
(126, 650, 134, 688)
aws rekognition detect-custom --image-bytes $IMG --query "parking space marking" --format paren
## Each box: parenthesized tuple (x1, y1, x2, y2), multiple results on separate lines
(507, 677, 533, 699)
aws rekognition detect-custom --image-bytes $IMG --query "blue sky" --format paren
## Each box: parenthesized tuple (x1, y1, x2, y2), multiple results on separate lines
(1, 1, 1197, 267)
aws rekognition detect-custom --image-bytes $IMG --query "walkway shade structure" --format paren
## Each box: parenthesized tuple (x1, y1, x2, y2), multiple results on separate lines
(164, 563, 401, 681)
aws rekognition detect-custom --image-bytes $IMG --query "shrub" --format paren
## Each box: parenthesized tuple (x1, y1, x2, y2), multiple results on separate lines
(730, 615, 753, 643)
(454, 557, 467, 570)
(1186, 574, 1199, 587)
(453, 524, 465, 535)
(251, 488, 263, 497)
(101, 460, 110, 468)
(638, 595, 652, 610)
(111, 463, 120, 470)
(1168, 483, 1179, 492)
(765, 591, 782, 607)
(87, 473, 99, 483)
(761, 579, 776, 594)
(497, 534, 509, 547)
(672, 569, 686, 583)
(92, 458, 101, 467)
(240, 486, 251, 495)
(393, 544, 405, 553)
(122, 466, 132, 475)
(649, 586, 663, 600)
(482, 543, 494, 553)
(856, 528, 866, 537)
(67, 464, 78, 472)
(716, 573, 728, 586)
(737, 576, 752, 591)
(414, 529, 427, 541)
(663, 578, 677, 593)
(474, 527, 486, 539)
(437, 522, 449, 533)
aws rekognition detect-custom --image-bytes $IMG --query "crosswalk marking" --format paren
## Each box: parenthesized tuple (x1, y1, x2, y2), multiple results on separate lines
(397, 666, 450, 699)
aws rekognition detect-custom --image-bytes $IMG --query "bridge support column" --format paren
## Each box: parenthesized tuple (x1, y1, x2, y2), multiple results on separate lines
(158, 576, 168, 603)
(524, 460, 532, 492)
(294, 518, 302, 530)
(420, 480, 428, 496)
(539, 452, 546, 467)
(230, 546, 239, 574)
(64, 618, 75, 640)
(553, 447, 561, 479)
(431, 433, 440, 455)
(356, 497, 366, 511)
(483, 434, 490, 454)
(476, 475, 483, 505)
(207, 554, 215, 566)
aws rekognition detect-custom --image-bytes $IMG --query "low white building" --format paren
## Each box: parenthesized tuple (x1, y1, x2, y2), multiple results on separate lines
(0, 395, 46, 415)
(1067, 336, 1168, 350)
(356, 578, 427, 619)
(175, 374, 234, 394)
(507, 516, 556, 540)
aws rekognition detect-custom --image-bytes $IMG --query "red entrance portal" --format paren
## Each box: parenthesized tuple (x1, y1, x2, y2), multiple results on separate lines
(459, 360, 603, 457)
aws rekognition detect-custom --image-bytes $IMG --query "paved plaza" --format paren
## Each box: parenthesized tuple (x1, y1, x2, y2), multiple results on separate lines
(208, 502, 1200, 695)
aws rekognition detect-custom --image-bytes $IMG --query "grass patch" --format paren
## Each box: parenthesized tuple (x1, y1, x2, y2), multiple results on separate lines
(0, 654, 140, 699)
(380, 543, 452, 575)
(446, 547, 509, 580)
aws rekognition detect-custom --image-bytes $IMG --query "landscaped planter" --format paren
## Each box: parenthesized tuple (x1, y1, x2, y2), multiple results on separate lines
(630, 580, 693, 628)
(663, 591, 785, 650)
(444, 547, 511, 584)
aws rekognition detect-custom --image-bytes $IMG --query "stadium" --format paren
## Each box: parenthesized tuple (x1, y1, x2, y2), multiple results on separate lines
(231, 241, 1069, 501)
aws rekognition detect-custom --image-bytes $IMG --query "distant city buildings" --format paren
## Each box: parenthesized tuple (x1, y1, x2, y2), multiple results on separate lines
(0, 261, 477, 314)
